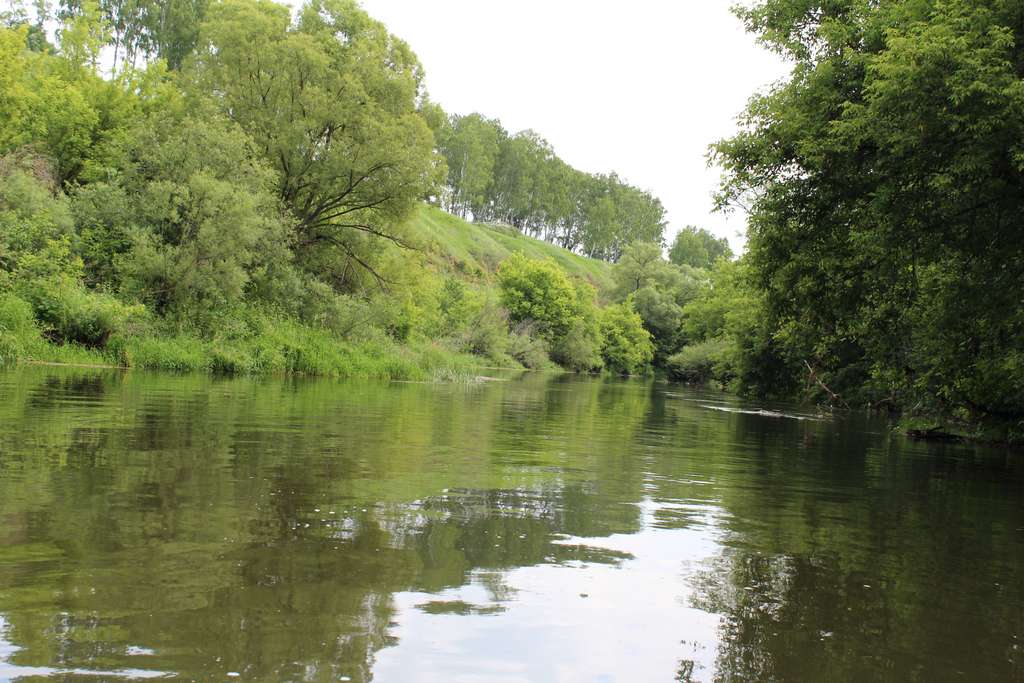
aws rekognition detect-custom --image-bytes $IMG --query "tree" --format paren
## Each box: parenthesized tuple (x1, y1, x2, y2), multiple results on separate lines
(189, 0, 441, 289)
(714, 0, 1024, 420)
(441, 113, 502, 219)
(113, 113, 285, 318)
(579, 174, 666, 261)
(668, 226, 732, 269)
(58, 0, 208, 73)
(599, 302, 653, 375)
(497, 252, 581, 343)
(612, 242, 704, 361)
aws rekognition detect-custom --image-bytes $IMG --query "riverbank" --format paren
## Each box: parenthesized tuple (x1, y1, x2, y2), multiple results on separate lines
(0, 204, 621, 383)
(0, 310, 491, 382)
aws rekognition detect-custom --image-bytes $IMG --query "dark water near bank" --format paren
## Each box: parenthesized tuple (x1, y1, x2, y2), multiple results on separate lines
(0, 367, 1022, 682)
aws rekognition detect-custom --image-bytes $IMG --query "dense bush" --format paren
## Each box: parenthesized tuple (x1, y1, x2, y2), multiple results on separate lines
(113, 115, 285, 319)
(666, 339, 731, 384)
(551, 318, 603, 372)
(12, 238, 142, 348)
(31, 282, 141, 347)
(498, 253, 582, 342)
(507, 324, 551, 370)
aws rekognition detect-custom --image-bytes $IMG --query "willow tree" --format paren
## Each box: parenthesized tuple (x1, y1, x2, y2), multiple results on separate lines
(189, 0, 440, 288)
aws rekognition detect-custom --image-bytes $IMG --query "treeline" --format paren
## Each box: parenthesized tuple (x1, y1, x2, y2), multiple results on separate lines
(425, 111, 667, 261)
(0, 0, 662, 378)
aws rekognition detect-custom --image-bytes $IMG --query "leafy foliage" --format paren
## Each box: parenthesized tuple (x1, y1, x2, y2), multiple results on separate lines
(668, 226, 732, 270)
(188, 0, 440, 289)
(599, 302, 654, 375)
(498, 253, 585, 343)
(611, 242, 705, 362)
(112, 113, 284, 318)
(712, 0, 1024, 430)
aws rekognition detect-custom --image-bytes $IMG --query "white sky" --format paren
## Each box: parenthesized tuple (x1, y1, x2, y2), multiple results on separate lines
(355, 0, 790, 252)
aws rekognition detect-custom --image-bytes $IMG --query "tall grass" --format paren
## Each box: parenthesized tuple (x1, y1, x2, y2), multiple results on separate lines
(1, 292, 486, 381)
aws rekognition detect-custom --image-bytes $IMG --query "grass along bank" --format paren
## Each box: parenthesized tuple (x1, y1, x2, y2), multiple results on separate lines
(0, 296, 488, 382)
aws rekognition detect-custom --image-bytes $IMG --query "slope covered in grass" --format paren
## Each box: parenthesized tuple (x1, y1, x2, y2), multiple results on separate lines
(410, 206, 614, 293)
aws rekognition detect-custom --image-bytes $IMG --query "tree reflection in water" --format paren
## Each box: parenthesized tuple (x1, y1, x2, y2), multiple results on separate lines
(0, 367, 1021, 681)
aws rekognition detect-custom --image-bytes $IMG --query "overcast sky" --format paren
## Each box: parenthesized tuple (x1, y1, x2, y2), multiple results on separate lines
(354, 0, 790, 252)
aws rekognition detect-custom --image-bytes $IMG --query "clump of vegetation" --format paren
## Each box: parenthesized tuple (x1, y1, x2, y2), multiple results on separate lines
(0, 292, 38, 364)
(599, 303, 653, 375)
(666, 339, 730, 385)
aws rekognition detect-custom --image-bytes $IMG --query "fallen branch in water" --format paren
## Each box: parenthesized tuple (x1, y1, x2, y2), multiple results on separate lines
(804, 360, 850, 410)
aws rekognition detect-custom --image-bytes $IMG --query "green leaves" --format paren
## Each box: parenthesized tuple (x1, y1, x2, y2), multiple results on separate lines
(599, 303, 653, 375)
(112, 113, 285, 318)
(668, 226, 733, 270)
(498, 252, 582, 342)
(189, 0, 439, 289)
(715, 0, 1024, 418)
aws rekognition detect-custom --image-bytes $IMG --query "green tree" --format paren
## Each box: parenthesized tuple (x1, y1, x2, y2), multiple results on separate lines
(612, 242, 704, 361)
(497, 252, 581, 343)
(113, 113, 285, 318)
(0, 156, 74, 279)
(189, 0, 441, 289)
(441, 113, 502, 219)
(599, 302, 653, 375)
(58, 0, 208, 73)
(677, 258, 793, 395)
(668, 226, 732, 269)
(714, 0, 1024, 422)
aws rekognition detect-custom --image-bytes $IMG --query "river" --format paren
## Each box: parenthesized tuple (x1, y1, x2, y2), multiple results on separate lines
(0, 367, 1021, 682)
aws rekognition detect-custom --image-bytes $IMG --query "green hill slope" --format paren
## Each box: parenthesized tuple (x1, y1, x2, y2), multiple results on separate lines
(409, 205, 614, 292)
(1, 203, 619, 380)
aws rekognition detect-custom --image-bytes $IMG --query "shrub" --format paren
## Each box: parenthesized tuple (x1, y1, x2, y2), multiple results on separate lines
(551, 318, 603, 372)
(441, 284, 510, 360)
(29, 281, 141, 347)
(498, 253, 581, 342)
(666, 339, 732, 384)
(599, 302, 654, 375)
(507, 326, 551, 370)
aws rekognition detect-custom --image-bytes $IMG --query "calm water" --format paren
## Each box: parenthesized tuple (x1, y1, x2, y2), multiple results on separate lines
(0, 367, 1022, 682)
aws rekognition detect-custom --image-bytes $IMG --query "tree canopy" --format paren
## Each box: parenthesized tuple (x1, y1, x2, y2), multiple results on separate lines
(187, 0, 440, 288)
(668, 226, 732, 270)
(713, 0, 1024, 429)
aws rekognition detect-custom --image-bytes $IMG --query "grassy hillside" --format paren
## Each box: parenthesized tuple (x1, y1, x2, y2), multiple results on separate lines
(1, 204, 621, 379)
(410, 206, 614, 293)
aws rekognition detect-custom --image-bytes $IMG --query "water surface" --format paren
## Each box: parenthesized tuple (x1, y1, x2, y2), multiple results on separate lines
(0, 367, 1022, 682)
